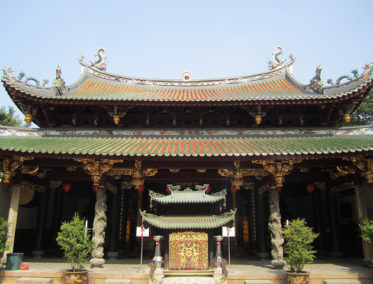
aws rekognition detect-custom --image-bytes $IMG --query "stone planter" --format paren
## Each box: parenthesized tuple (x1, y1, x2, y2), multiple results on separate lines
(63, 270, 88, 284)
(286, 271, 310, 284)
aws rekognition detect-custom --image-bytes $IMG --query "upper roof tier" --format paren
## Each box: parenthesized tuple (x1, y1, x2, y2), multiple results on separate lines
(2, 50, 373, 106)
(3, 48, 373, 128)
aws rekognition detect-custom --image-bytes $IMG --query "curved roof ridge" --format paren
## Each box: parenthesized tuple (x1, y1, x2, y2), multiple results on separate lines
(81, 59, 296, 87)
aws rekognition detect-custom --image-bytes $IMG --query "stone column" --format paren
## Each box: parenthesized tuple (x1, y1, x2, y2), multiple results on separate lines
(255, 188, 268, 260)
(90, 187, 108, 268)
(268, 189, 285, 268)
(107, 188, 120, 260)
(2, 185, 21, 264)
(51, 182, 63, 249)
(312, 186, 327, 255)
(327, 189, 342, 257)
(32, 176, 51, 258)
(355, 186, 372, 262)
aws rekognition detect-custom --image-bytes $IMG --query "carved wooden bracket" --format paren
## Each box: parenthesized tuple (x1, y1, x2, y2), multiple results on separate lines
(2, 156, 34, 185)
(74, 158, 123, 187)
(218, 160, 268, 190)
(345, 157, 373, 183)
(329, 165, 356, 180)
(252, 159, 302, 188)
(107, 160, 157, 189)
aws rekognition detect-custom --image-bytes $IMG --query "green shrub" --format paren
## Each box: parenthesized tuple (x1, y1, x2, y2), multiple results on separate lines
(283, 218, 319, 273)
(56, 214, 94, 271)
(359, 218, 373, 250)
(0, 217, 8, 255)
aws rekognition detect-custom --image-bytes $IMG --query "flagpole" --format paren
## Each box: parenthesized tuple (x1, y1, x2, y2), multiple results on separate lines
(140, 223, 144, 265)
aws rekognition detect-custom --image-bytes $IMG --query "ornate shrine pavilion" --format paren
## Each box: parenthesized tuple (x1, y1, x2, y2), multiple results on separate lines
(0, 47, 373, 268)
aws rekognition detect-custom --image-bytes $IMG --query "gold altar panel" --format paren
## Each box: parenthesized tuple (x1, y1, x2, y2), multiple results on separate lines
(169, 232, 208, 270)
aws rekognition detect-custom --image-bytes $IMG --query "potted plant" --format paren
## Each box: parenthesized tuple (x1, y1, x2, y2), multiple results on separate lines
(359, 218, 373, 267)
(283, 218, 319, 284)
(56, 214, 94, 284)
(0, 217, 8, 267)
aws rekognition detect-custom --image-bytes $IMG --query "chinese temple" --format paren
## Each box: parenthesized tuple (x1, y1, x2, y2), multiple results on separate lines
(1, 46, 373, 271)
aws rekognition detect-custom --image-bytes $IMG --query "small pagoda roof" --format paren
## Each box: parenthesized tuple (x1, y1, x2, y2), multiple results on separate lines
(140, 210, 235, 229)
(3, 59, 373, 106)
(149, 188, 226, 204)
(0, 135, 372, 159)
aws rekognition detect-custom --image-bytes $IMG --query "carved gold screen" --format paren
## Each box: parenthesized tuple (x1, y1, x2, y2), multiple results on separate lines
(169, 232, 208, 270)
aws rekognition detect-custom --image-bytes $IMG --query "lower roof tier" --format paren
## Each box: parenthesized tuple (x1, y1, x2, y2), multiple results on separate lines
(140, 210, 236, 229)
(0, 135, 372, 159)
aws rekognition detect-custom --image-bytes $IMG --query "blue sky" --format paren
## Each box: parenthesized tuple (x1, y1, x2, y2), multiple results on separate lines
(1, 0, 372, 120)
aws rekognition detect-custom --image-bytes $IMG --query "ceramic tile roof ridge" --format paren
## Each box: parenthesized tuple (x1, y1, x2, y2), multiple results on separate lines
(149, 188, 226, 204)
(1, 136, 373, 158)
(140, 209, 236, 229)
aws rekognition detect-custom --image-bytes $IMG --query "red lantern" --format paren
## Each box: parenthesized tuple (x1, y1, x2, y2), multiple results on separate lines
(366, 182, 373, 189)
(62, 183, 71, 193)
(306, 184, 315, 193)
(2, 181, 10, 187)
(156, 241, 160, 246)
(165, 186, 171, 194)
(230, 185, 239, 193)
(277, 186, 282, 192)
(136, 185, 145, 193)
(205, 185, 211, 193)
(92, 185, 98, 192)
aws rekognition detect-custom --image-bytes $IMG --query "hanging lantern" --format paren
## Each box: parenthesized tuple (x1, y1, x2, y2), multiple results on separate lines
(24, 114, 32, 124)
(62, 183, 71, 193)
(92, 185, 98, 192)
(165, 186, 171, 194)
(255, 114, 262, 125)
(306, 184, 315, 193)
(277, 186, 282, 192)
(136, 185, 145, 193)
(343, 113, 351, 123)
(2, 181, 10, 187)
(113, 115, 120, 125)
(366, 182, 373, 189)
(205, 185, 211, 193)
(230, 185, 239, 193)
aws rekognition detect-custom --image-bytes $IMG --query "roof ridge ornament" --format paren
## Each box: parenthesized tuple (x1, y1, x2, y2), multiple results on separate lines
(327, 63, 373, 86)
(268, 45, 284, 70)
(307, 65, 324, 94)
(91, 48, 107, 71)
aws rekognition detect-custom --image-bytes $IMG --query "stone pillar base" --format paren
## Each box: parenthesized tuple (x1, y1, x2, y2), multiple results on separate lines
(32, 250, 44, 259)
(256, 252, 269, 260)
(107, 251, 119, 260)
(271, 259, 286, 269)
(90, 258, 105, 268)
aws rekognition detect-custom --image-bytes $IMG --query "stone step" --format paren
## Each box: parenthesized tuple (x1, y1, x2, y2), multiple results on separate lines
(161, 277, 217, 284)
(104, 279, 132, 284)
(324, 280, 361, 284)
(16, 278, 53, 283)
(244, 281, 272, 284)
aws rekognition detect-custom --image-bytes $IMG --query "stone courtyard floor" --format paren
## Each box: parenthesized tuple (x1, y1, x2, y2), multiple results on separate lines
(1, 257, 373, 283)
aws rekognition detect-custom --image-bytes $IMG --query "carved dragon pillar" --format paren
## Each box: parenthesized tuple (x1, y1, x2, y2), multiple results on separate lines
(74, 158, 122, 268)
(253, 159, 301, 268)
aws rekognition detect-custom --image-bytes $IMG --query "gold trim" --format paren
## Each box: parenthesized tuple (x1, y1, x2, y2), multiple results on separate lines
(252, 159, 302, 188)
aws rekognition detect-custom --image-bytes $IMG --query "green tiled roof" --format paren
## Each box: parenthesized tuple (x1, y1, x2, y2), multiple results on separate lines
(140, 210, 235, 229)
(149, 188, 226, 204)
(3, 64, 372, 103)
(0, 136, 372, 158)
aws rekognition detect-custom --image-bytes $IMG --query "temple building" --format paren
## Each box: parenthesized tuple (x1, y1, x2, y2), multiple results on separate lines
(1, 47, 373, 268)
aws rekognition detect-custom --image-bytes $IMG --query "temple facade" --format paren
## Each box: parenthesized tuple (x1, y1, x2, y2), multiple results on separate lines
(1, 47, 373, 267)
